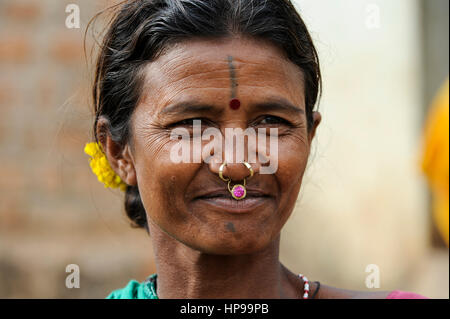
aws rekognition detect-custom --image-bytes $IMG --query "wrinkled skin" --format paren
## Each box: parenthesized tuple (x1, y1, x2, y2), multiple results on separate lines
(99, 36, 391, 298)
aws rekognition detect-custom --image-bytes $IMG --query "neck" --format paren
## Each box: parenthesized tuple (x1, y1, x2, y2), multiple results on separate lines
(148, 224, 302, 299)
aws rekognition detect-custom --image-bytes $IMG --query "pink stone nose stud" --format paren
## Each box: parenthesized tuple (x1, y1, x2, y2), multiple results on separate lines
(231, 185, 245, 199)
(219, 162, 254, 200)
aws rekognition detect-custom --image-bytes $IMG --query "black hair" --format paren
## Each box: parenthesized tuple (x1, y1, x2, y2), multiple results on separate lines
(88, 0, 321, 230)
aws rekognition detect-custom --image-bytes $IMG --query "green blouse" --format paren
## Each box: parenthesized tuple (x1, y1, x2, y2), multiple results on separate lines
(106, 273, 158, 299)
(106, 274, 427, 299)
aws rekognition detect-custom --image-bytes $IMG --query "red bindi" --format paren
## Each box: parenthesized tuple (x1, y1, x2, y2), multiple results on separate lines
(229, 98, 241, 110)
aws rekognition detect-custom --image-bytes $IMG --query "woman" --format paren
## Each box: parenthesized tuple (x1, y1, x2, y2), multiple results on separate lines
(85, 0, 427, 299)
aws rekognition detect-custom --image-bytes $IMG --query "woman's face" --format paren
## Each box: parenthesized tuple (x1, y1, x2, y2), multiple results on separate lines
(129, 36, 321, 255)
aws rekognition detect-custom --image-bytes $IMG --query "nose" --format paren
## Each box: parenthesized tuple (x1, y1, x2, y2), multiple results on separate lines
(206, 122, 260, 181)
(209, 160, 257, 182)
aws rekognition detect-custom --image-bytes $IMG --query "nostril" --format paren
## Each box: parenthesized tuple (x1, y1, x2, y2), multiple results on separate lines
(221, 162, 254, 181)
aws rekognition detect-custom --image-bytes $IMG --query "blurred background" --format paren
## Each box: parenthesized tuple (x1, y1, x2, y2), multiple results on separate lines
(0, 0, 448, 298)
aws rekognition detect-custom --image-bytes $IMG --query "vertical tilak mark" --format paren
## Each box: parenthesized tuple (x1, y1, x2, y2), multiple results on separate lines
(227, 55, 237, 98)
(227, 55, 241, 110)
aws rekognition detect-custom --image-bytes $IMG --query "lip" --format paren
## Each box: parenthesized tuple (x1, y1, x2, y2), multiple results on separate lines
(195, 188, 271, 199)
(192, 188, 273, 214)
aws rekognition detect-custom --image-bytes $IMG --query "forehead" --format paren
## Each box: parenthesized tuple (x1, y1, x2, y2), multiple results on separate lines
(140, 36, 305, 113)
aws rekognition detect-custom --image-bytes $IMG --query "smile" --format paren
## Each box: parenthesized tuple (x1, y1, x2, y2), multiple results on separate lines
(193, 189, 273, 214)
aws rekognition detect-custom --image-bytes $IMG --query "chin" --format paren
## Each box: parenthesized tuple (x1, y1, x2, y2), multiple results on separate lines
(190, 233, 275, 256)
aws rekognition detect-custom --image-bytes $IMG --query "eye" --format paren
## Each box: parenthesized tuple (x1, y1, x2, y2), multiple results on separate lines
(257, 115, 292, 126)
(170, 118, 205, 127)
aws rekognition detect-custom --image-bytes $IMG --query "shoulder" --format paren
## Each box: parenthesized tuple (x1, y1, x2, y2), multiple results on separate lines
(106, 274, 158, 299)
(384, 290, 429, 299)
(106, 280, 141, 299)
(315, 284, 428, 299)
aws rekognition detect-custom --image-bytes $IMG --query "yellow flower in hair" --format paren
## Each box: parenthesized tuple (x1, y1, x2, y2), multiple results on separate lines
(84, 142, 127, 191)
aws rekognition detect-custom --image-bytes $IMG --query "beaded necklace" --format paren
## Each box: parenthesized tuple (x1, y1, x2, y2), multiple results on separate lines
(143, 273, 320, 299)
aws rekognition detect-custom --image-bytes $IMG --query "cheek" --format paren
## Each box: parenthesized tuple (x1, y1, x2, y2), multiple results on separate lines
(275, 137, 309, 212)
(277, 136, 309, 185)
(132, 131, 196, 226)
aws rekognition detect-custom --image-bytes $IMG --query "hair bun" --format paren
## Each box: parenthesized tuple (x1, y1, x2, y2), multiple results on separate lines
(124, 185, 148, 231)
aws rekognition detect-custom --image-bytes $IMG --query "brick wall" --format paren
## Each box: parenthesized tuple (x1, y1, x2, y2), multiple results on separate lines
(0, 0, 155, 298)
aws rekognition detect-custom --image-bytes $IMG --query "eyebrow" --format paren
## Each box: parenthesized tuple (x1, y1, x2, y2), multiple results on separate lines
(160, 101, 224, 116)
(249, 97, 305, 115)
(160, 97, 304, 116)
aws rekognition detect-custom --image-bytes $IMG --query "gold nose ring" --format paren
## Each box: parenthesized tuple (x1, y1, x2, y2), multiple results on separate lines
(218, 162, 254, 200)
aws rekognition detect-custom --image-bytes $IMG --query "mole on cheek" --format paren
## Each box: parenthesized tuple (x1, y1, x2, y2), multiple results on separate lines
(226, 222, 236, 233)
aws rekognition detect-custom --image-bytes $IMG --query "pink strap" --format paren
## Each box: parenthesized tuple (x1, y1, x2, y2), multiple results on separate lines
(386, 290, 428, 299)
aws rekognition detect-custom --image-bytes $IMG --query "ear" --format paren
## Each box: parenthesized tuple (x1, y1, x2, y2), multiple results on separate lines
(308, 111, 322, 145)
(96, 117, 137, 186)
